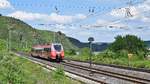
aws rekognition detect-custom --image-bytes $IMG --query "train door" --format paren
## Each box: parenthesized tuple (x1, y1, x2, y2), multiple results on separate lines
(44, 48, 51, 59)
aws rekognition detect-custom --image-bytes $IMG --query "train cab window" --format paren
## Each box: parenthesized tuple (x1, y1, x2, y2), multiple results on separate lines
(54, 45, 62, 52)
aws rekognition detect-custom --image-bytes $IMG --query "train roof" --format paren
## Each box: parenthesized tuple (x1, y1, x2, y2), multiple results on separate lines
(52, 43, 62, 45)
(32, 45, 51, 49)
(32, 43, 63, 49)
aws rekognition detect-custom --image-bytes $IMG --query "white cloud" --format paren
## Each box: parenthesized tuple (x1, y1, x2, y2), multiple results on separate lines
(110, 0, 150, 22)
(85, 19, 127, 29)
(8, 11, 46, 20)
(7, 11, 87, 24)
(110, 6, 139, 18)
(96, 19, 109, 25)
(74, 14, 87, 19)
(0, 0, 13, 9)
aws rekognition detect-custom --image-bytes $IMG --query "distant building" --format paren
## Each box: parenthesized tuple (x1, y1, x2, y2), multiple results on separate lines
(76, 52, 80, 55)
(93, 52, 99, 55)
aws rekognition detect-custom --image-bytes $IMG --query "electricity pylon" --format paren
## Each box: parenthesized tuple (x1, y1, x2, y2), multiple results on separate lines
(125, 0, 133, 17)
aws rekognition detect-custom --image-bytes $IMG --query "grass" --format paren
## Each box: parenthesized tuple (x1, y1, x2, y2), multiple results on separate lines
(0, 52, 82, 84)
(65, 53, 150, 69)
(0, 39, 81, 84)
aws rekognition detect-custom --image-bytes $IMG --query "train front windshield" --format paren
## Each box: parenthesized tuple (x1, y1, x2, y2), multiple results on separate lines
(54, 45, 62, 52)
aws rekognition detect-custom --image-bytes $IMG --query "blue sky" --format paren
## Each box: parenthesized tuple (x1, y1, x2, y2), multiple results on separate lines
(0, 0, 150, 42)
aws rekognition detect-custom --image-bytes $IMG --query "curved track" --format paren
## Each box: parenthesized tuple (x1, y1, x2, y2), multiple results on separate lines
(14, 52, 106, 84)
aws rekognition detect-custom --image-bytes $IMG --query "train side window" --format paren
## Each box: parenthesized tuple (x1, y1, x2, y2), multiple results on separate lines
(35, 49, 42, 53)
(49, 48, 51, 52)
(44, 48, 51, 52)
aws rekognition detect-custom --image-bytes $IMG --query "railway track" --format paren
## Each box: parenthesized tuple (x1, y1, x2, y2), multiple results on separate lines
(63, 61, 150, 84)
(65, 58, 150, 73)
(14, 52, 106, 84)
(14, 52, 150, 84)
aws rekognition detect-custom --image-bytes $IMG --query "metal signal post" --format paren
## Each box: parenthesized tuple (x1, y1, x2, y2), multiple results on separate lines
(88, 37, 94, 76)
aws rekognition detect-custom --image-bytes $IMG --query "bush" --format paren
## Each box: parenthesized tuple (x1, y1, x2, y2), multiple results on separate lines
(0, 39, 6, 51)
(117, 50, 128, 58)
(68, 49, 76, 55)
(109, 35, 146, 53)
(52, 67, 65, 79)
(130, 61, 146, 68)
(103, 50, 116, 58)
(80, 47, 90, 56)
(109, 35, 147, 58)
(136, 51, 145, 60)
(0, 53, 24, 84)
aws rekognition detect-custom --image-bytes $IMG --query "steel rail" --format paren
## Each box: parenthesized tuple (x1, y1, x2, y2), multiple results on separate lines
(14, 52, 106, 84)
(63, 62, 150, 84)
(65, 58, 150, 73)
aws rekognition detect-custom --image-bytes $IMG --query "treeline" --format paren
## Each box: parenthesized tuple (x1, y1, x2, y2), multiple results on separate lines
(108, 35, 148, 58)
(109, 35, 147, 53)
(65, 35, 150, 68)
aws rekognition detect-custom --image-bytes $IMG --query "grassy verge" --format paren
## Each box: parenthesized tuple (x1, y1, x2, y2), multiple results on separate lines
(0, 39, 81, 84)
(65, 53, 150, 69)
(0, 52, 82, 84)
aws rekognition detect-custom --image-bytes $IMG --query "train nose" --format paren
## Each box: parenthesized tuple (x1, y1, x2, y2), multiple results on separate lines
(56, 52, 61, 55)
(56, 52, 61, 58)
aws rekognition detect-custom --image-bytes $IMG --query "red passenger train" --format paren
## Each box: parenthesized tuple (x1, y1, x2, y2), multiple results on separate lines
(31, 43, 64, 61)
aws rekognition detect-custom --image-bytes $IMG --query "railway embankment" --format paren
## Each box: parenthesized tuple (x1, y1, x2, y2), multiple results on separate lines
(0, 52, 82, 84)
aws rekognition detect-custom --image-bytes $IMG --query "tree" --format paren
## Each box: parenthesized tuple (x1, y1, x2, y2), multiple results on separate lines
(109, 35, 147, 55)
(0, 39, 6, 51)
(68, 49, 76, 55)
(0, 14, 2, 16)
(80, 47, 90, 56)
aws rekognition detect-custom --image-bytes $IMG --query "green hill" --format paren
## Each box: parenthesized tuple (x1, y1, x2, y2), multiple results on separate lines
(0, 16, 77, 51)
(145, 41, 150, 48)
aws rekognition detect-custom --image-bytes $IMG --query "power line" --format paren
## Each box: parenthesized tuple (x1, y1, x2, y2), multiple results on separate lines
(2, 0, 146, 30)
(125, 0, 133, 18)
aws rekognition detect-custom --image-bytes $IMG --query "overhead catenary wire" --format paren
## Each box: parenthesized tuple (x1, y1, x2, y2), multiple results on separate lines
(1, 0, 146, 30)
(81, 0, 148, 29)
